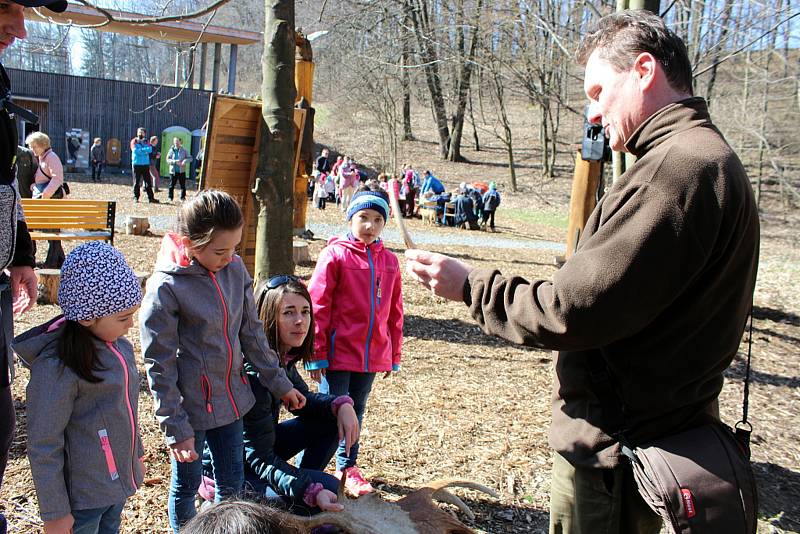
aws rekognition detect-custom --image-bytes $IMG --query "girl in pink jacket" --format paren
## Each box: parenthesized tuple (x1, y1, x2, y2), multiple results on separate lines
(307, 188, 403, 496)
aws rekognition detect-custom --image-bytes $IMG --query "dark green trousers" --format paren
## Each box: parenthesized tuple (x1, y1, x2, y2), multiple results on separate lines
(549, 452, 662, 534)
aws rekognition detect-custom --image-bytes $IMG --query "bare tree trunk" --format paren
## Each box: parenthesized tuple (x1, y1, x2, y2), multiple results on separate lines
(253, 0, 296, 282)
(755, 2, 781, 211)
(447, 0, 482, 162)
(401, 2, 414, 141)
(688, 0, 706, 75)
(468, 87, 480, 151)
(409, 0, 450, 159)
(703, 0, 732, 109)
(739, 48, 751, 152)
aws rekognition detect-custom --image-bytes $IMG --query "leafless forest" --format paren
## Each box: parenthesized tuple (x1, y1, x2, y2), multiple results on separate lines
(5, 0, 799, 204)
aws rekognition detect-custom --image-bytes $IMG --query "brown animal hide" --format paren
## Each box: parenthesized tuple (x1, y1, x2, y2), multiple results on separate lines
(279, 473, 498, 534)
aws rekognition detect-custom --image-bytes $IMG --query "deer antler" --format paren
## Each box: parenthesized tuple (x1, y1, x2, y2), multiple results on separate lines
(396, 479, 498, 533)
(428, 480, 499, 521)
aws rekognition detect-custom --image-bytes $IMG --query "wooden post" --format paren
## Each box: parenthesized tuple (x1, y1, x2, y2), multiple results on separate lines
(199, 42, 208, 90)
(36, 268, 61, 305)
(295, 61, 314, 105)
(295, 32, 314, 105)
(609, 0, 658, 180)
(187, 46, 195, 89)
(565, 151, 602, 260)
(293, 174, 309, 235)
(227, 44, 238, 95)
(174, 47, 182, 87)
(212, 43, 222, 93)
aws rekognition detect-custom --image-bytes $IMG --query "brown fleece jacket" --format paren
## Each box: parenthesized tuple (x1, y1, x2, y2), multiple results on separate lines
(465, 98, 759, 468)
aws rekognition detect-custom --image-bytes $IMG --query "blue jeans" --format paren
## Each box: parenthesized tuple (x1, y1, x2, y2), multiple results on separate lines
(277, 414, 339, 471)
(168, 419, 244, 533)
(72, 502, 125, 534)
(319, 371, 375, 470)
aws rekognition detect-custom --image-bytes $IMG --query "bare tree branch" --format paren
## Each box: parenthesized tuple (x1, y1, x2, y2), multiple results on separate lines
(694, 10, 800, 77)
(34, 0, 234, 28)
(130, 12, 218, 113)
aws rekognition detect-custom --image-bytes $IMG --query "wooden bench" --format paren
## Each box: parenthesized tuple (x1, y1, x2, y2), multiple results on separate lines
(441, 201, 456, 226)
(21, 199, 117, 245)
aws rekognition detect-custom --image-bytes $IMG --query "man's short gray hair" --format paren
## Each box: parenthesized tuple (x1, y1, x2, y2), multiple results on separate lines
(577, 10, 693, 95)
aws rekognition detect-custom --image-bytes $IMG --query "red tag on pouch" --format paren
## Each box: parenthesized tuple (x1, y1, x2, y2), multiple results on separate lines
(681, 488, 696, 518)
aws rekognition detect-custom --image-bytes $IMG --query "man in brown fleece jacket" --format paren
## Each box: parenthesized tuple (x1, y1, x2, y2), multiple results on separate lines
(406, 10, 759, 534)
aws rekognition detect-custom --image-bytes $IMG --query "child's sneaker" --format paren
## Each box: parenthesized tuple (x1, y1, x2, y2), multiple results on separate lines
(335, 467, 374, 496)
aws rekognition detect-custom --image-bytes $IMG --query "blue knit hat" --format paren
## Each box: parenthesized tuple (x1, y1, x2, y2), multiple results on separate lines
(346, 190, 390, 222)
(58, 242, 143, 321)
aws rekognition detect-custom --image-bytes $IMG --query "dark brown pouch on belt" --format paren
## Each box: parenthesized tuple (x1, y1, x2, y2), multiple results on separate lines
(624, 423, 758, 534)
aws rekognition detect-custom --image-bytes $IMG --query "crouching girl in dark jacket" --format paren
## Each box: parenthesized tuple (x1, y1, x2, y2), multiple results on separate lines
(248, 275, 359, 512)
(202, 276, 359, 514)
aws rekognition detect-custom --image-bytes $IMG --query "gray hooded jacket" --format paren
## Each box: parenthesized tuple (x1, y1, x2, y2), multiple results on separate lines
(140, 233, 293, 445)
(13, 316, 144, 521)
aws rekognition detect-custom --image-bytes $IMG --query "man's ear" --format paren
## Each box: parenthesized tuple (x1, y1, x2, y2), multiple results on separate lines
(633, 52, 658, 91)
(78, 318, 95, 328)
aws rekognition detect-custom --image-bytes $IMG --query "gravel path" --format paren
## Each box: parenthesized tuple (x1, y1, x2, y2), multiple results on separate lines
(308, 222, 566, 252)
(129, 216, 566, 253)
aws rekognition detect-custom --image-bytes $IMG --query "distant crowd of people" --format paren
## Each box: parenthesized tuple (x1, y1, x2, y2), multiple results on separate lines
(129, 127, 192, 204)
(308, 149, 502, 232)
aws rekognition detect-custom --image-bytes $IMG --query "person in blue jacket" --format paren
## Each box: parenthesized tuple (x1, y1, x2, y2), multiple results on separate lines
(420, 170, 445, 196)
(481, 182, 501, 232)
(130, 127, 157, 203)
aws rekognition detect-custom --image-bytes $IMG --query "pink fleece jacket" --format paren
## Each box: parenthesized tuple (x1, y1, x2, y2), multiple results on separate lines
(307, 235, 403, 373)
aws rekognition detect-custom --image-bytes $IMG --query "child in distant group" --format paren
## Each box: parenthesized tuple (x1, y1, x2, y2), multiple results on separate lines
(324, 172, 336, 204)
(139, 190, 305, 533)
(307, 187, 404, 496)
(313, 172, 328, 210)
(14, 241, 145, 534)
(481, 182, 501, 232)
(148, 135, 161, 192)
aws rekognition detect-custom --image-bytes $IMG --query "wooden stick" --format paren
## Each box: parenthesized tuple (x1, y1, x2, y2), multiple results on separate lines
(388, 179, 416, 250)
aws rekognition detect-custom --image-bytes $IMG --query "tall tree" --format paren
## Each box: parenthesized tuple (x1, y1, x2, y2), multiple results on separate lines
(408, 0, 451, 159)
(401, 0, 414, 141)
(253, 0, 296, 282)
(446, 0, 483, 162)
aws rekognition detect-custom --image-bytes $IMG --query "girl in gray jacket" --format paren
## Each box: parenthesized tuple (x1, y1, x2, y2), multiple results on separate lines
(139, 191, 305, 533)
(14, 241, 144, 534)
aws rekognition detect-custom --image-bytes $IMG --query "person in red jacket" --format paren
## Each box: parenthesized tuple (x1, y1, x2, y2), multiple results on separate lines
(306, 187, 403, 496)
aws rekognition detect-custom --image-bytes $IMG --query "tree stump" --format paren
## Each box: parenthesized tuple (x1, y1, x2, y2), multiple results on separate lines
(293, 241, 311, 264)
(125, 216, 150, 236)
(36, 268, 61, 305)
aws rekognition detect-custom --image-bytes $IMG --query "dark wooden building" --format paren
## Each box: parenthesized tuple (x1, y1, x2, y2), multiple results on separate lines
(7, 68, 212, 168)
(9, 5, 261, 168)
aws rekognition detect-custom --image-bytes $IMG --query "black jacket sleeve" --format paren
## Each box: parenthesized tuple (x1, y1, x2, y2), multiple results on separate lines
(285, 363, 337, 420)
(243, 375, 314, 504)
(12, 220, 35, 268)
